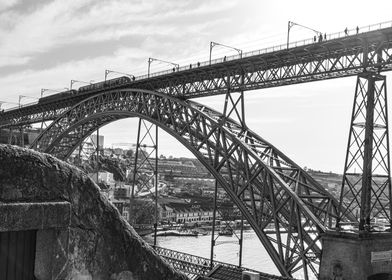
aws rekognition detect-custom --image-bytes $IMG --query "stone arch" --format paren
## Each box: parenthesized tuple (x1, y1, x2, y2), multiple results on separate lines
(31, 88, 341, 279)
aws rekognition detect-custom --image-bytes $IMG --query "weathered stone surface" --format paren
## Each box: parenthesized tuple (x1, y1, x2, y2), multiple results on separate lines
(320, 230, 392, 280)
(0, 201, 71, 231)
(0, 144, 188, 280)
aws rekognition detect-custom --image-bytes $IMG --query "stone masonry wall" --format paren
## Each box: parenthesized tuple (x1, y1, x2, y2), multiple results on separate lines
(0, 144, 188, 280)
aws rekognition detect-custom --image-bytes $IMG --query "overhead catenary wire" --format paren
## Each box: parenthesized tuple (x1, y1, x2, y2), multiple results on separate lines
(117, 31, 290, 76)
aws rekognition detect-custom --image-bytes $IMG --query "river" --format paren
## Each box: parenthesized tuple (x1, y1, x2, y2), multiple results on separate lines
(147, 230, 280, 276)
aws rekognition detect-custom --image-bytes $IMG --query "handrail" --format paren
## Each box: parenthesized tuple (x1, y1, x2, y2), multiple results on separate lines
(156, 246, 295, 279)
(134, 20, 392, 81)
(155, 246, 267, 276)
(2, 100, 39, 112)
(3, 20, 392, 113)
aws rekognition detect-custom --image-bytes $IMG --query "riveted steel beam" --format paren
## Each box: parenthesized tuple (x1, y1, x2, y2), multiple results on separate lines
(30, 89, 346, 279)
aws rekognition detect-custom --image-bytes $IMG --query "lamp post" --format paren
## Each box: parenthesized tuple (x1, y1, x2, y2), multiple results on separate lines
(148, 58, 179, 78)
(104, 69, 135, 81)
(287, 21, 321, 48)
(0, 101, 18, 110)
(70, 79, 93, 90)
(209, 41, 242, 65)
(41, 88, 69, 97)
(18, 95, 39, 108)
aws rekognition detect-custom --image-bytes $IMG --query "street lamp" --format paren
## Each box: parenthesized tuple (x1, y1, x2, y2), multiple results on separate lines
(148, 58, 179, 78)
(0, 101, 18, 110)
(70, 79, 93, 90)
(209, 41, 242, 65)
(18, 95, 38, 108)
(287, 21, 321, 48)
(104, 69, 135, 81)
(41, 88, 69, 97)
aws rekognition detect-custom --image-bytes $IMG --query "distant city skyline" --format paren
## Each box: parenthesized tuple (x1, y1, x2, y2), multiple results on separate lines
(2, 0, 392, 172)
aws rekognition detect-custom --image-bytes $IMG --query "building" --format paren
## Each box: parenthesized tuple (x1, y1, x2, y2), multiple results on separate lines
(159, 202, 215, 225)
(174, 177, 215, 187)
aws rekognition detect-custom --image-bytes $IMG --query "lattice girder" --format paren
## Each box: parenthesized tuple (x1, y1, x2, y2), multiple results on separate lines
(2, 27, 392, 130)
(31, 89, 342, 279)
(339, 73, 392, 230)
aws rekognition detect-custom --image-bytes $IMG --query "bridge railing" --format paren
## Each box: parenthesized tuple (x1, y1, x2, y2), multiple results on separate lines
(4, 20, 392, 113)
(135, 20, 392, 81)
(3, 100, 39, 113)
(154, 245, 264, 277)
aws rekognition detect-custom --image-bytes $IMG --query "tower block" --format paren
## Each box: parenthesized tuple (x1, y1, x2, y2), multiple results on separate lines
(320, 72, 392, 279)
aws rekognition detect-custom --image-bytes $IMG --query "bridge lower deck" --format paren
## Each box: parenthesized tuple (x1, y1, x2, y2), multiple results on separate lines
(155, 246, 294, 280)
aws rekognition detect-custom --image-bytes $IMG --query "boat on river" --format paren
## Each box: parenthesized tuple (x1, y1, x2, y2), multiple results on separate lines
(156, 230, 202, 237)
(218, 228, 233, 236)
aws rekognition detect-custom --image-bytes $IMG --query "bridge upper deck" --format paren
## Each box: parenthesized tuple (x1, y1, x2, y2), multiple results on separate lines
(1, 22, 392, 127)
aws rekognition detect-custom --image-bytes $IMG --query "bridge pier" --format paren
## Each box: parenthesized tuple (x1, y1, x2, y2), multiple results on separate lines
(322, 71, 392, 279)
(320, 231, 392, 280)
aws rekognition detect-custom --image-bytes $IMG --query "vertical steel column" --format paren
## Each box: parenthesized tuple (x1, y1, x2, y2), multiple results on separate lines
(210, 73, 248, 269)
(129, 119, 142, 226)
(154, 124, 158, 247)
(238, 73, 246, 266)
(359, 77, 375, 230)
(209, 179, 218, 270)
(131, 119, 142, 198)
(131, 118, 159, 245)
(338, 72, 391, 231)
(96, 128, 100, 184)
(239, 214, 244, 267)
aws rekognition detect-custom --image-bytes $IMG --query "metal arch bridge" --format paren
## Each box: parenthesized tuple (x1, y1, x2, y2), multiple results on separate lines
(30, 88, 339, 279)
(154, 246, 275, 279)
(1, 22, 392, 127)
(1, 22, 392, 280)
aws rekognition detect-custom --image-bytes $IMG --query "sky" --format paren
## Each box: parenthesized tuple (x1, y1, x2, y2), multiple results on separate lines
(1, 0, 392, 173)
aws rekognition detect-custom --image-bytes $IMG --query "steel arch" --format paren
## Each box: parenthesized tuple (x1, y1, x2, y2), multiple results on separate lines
(31, 88, 341, 279)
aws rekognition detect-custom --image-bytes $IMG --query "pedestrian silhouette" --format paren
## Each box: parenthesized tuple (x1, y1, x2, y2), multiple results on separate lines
(318, 34, 322, 42)
(344, 27, 348, 36)
(356, 26, 359, 34)
(314, 35, 317, 42)
(324, 33, 327, 40)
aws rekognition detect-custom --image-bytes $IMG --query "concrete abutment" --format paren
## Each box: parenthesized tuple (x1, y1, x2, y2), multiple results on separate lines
(320, 231, 392, 280)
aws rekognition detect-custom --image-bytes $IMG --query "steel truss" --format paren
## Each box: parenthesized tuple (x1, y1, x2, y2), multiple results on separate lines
(131, 119, 159, 246)
(210, 88, 246, 267)
(154, 246, 261, 279)
(30, 89, 343, 279)
(2, 27, 392, 129)
(145, 37, 392, 99)
(338, 72, 392, 230)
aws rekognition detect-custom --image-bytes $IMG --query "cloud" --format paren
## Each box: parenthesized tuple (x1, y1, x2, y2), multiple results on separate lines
(0, 0, 19, 12)
(0, 44, 152, 103)
(0, 0, 238, 69)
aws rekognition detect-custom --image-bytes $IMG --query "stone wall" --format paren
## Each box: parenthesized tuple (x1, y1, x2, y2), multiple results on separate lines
(320, 230, 392, 280)
(0, 144, 188, 280)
